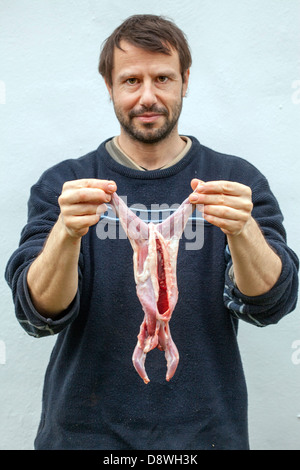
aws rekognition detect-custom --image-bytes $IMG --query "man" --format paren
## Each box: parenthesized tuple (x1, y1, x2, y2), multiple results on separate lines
(5, 14, 299, 450)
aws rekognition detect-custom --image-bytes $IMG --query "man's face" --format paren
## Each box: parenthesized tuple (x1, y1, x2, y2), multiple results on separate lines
(106, 41, 189, 144)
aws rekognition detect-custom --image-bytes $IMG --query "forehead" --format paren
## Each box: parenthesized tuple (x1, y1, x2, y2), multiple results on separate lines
(112, 40, 181, 78)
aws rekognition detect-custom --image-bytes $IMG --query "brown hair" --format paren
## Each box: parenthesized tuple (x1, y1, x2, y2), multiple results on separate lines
(98, 14, 192, 87)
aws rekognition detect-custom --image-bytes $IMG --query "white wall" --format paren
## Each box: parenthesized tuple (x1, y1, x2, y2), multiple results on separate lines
(1, 0, 299, 450)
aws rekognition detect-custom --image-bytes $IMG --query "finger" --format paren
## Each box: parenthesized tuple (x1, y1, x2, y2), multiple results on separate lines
(62, 203, 104, 217)
(203, 213, 245, 235)
(195, 180, 251, 197)
(59, 187, 111, 206)
(191, 193, 253, 211)
(203, 204, 250, 222)
(189, 179, 206, 203)
(190, 178, 205, 191)
(62, 179, 117, 193)
(96, 203, 108, 216)
(65, 214, 102, 234)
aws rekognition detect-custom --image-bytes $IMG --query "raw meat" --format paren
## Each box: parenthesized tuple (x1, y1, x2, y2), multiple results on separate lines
(110, 192, 194, 384)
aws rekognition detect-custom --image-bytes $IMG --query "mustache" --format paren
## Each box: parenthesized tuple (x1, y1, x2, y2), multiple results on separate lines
(129, 105, 168, 118)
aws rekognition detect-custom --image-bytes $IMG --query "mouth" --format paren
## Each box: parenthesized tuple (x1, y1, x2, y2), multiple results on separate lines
(135, 113, 164, 124)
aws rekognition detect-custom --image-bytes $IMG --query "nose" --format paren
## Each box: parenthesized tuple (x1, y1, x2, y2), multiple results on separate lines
(139, 81, 158, 108)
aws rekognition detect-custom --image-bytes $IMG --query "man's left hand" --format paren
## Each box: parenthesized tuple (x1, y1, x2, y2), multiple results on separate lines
(189, 178, 253, 237)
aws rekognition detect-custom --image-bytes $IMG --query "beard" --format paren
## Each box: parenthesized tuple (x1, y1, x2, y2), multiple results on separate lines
(112, 99, 183, 145)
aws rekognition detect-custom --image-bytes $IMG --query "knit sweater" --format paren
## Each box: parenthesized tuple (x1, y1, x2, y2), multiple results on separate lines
(5, 136, 299, 450)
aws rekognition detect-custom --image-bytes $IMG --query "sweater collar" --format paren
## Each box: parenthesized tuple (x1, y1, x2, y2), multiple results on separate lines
(97, 136, 201, 180)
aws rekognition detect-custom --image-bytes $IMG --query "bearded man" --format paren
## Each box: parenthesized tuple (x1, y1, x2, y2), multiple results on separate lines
(5, 14, 298, 450)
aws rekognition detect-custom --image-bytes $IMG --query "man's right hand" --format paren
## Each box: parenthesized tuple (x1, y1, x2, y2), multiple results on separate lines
(58, 179, 117, 239)
(27, 179, 117, 317)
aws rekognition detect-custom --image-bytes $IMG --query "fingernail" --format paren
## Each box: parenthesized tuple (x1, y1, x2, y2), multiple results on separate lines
(108, 183, 116, 192)
(190, 194, 198, 202)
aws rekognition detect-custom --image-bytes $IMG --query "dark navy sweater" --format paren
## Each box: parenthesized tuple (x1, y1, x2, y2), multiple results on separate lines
(5, 137, 299, 450)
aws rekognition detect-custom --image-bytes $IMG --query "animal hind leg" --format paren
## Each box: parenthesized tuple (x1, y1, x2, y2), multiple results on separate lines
(158, 322, 179, 382)
(132, 342, 150, 384)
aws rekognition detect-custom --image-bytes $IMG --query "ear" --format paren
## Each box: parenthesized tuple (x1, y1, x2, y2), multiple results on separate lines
(182, 69, 190, 97)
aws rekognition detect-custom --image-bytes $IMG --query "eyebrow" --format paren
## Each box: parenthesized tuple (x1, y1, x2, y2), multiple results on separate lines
(117, 70, 179, 82)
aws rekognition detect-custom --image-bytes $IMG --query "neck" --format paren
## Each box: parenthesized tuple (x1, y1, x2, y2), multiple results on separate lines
(117, 129, 186, 170)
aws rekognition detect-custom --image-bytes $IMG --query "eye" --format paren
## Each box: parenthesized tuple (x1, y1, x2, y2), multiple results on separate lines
(126, 78, 138, 85)
(157, 76, 168, 84)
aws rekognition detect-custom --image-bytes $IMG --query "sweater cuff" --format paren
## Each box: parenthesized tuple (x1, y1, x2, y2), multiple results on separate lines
(224, 243, 295, 326)
(16, 264, 80, 337)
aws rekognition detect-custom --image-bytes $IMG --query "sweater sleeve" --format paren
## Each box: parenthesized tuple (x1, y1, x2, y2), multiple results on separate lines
(223, 176, 299, 326)
(5, 177, 83, 338)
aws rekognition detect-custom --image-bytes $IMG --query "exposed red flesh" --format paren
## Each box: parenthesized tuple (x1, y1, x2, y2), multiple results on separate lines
(156, 239, 169, 316)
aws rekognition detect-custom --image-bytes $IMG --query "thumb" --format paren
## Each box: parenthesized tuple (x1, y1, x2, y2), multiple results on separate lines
(191, 178, 205, 191)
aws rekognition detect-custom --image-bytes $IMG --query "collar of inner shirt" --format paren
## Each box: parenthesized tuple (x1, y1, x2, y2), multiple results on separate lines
(105, 136, 192, 171)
